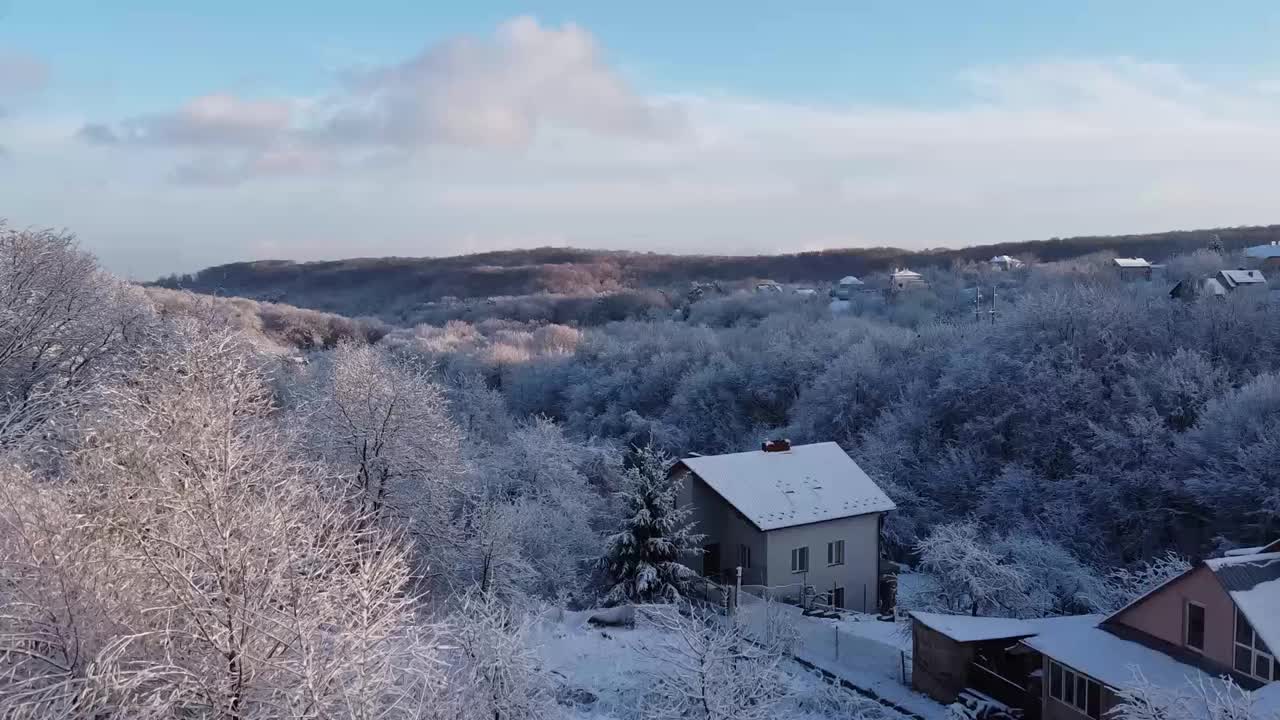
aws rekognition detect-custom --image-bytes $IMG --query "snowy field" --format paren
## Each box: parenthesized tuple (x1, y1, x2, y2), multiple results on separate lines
(533, 606, 919, 720)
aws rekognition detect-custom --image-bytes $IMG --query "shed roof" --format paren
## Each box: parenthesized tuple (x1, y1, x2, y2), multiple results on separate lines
(838, 275, 864, 285)
(910, 612, 1098, 643)
(675, 442, 895, 531)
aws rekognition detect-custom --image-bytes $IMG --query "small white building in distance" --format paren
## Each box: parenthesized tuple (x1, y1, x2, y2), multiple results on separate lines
(989, 255, 1025, 271)
(1113, 257, 1153, 281)
(889, 268, 926, 293)
(832, 275, 865, 300)
(671, 440, 896, 612)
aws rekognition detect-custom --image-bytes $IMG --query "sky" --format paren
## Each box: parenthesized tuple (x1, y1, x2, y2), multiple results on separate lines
(3, 2, 1280, 278)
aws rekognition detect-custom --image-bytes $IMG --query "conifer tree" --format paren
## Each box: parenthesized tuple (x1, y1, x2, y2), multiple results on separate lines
(601, 445, 704, 604)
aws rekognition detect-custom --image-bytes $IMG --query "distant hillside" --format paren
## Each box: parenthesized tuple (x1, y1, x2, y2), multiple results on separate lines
(154, 224, 1280, 323)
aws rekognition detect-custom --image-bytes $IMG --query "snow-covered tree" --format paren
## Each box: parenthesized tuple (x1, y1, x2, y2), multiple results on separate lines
(1092, 551, 1191, 613)
(303, 342, 465, 543)
(915, 520, 1033, 617)
(601, 446, 703, 605)
(0, 321, 445, 719)
(1112, 672, 1278, 720)
(442, 590, 556, 720)
(640, 606, 791, 720)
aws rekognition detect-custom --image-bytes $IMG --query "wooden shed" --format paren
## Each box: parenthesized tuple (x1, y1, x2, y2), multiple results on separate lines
(910, 612, 1069, 719)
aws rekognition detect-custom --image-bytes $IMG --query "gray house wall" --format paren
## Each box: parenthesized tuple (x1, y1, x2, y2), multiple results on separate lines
(674, 465, 883, 611)
(764, 513, 882, 612)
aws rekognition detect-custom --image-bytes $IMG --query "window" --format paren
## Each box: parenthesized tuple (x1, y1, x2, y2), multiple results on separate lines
(1234, 607, 1278, 681)
(738, 544, 751, 569)
(790, 547, 809, 573)
(827, 540, 845, 566)
(1185, 601, 1206, 651)
(1049, 661, 1103, 719)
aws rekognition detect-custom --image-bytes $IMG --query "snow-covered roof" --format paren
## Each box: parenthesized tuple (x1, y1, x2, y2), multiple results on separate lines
(676, 442, 896, 531)
(910, 612, 1099, 643)
(1205, 551, 1280, 653)
(1219, 269, 1267, 287)
(890, 268, 922, 279)
(989, 255, 1022, 265)
(1245, 243, 1280, 259)
(1114, 258, 1152, 268)
(838, 275, 864, 285)
(1021, 618, 1234, 692)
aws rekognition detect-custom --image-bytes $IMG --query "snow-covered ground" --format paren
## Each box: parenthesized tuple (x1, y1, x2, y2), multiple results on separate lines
(533, 606, 919, 720)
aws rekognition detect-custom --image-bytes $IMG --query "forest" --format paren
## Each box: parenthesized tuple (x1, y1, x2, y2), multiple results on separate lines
(2, 220, 1278, 718)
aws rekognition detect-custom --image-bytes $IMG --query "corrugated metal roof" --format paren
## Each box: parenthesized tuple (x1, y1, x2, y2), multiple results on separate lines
(1114, 257, 1152, 268)
(1211, 554, 1280, 591)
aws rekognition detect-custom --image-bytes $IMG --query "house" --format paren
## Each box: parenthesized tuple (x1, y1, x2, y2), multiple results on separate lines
(832, 275, 866, 301)
(1217, 268, 1268, 292)
(989, 255, 1025, 271)
(910, 541, 1279, 720)
(1113, 258, 1153, 281)
(1245, 241, 1280, 269)
(889, 268, 926, 293)
(1170, 269, 1268, 301)
(671, 440, 896, 613)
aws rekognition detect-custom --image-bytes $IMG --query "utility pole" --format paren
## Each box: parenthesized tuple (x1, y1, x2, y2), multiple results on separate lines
(974, 286, 984, 322)
(989, 286, 998, 325)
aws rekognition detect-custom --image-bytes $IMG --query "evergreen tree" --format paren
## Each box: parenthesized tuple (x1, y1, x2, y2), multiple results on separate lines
(601, 445, 704, 604)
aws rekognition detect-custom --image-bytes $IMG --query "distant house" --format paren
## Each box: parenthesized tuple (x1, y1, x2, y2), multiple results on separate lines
(671, 441, 896, 612)
(1170, 269, 1268, 301)
(831, 275, 866, 301)
(1113, 258, 1153, 281)
(1245, 241, 1280, 269)
(989, 255, 1025, 271)
(889, 268, 926, 293)
(910, 541, 1280, 719)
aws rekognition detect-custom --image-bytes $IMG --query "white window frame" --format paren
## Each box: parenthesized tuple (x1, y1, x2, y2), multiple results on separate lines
(790, 547, 808, 574)
(738, 544, 751, 569)
(1048, 660, 1103, 720)
(1234, 606, 1277, 682)
(1184, 600, 1206, 652)
(827, 540, 845, 566)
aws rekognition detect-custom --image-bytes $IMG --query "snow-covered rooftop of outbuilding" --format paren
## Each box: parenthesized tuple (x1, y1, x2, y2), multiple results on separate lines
(839, 275, 864, 285)
(1206, 551, 1280, 653)
(890, 269, 922, 278)
(1021, 619, 1233, 692)
(677, 442, 896, 531)
(1114, 258, 1152, 268)
(910, 612, 1100, 643)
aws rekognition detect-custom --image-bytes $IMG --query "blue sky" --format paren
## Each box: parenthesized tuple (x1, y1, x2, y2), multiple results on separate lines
(3, 2, 1280, 277)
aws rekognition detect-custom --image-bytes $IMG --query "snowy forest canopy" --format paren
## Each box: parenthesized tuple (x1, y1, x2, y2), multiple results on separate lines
(2, 219, 1279, 717)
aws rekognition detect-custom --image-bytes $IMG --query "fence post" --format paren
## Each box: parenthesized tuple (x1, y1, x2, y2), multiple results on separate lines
(863, 583, 868, 613)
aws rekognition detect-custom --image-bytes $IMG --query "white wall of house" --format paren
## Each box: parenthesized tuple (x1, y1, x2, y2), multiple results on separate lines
(763, 513, 882, 612)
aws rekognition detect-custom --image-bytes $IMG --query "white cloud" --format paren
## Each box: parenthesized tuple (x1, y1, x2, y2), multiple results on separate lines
(8, 23, 1280, 277)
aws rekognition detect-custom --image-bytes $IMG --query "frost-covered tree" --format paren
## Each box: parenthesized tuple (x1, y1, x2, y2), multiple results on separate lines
(0, 322, 445, 719)
(441, 590, 556, 720)
(915, 521, 1033, 617)
(640, 606, 791, 720)
(1091, 552, 1191, 613)
(0, 223, 153, 448)
(1112, 672, 1277, 720)
(303, 342, 465, 542)
(601, 446, 703, 605)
